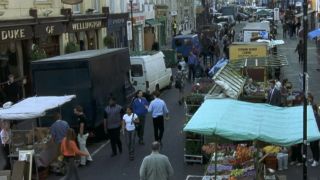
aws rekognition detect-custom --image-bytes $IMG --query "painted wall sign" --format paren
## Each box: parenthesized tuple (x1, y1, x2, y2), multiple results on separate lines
(35, 23, 66, 37)
(69, 20, 102, 32)
(0, 26, 33, 41)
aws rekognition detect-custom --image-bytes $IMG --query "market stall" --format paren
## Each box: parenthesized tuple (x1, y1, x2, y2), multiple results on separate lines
(0, 95, 76, 180)
(183, 98, 320, 180)
(229, 55, 288, 103)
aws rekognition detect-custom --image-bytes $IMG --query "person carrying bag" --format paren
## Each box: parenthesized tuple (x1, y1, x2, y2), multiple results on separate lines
(122, 106, 139, 161)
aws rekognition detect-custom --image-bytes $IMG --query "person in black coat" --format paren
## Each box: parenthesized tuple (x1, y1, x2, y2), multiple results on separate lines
(310, 104, 320, 167)
(3, 74, 22, 103)
(267, 80, 281, 106)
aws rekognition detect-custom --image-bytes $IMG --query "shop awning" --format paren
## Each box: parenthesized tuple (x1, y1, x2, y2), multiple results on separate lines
(0, 95, 76, 120)
(230, 55, 288, 68)
(183, 99, 320, 146)
(145, 19, 162, 26)
(207, 64, 246, 99)
(308, 28, 320, 39)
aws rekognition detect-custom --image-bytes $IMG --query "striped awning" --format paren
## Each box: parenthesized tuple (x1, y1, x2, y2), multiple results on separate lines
(230, 55, 288, 68)
(207, 64, 246, 99)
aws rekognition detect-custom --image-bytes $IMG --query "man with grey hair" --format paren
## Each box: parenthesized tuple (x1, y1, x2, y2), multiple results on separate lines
(139, 141, 174, 180)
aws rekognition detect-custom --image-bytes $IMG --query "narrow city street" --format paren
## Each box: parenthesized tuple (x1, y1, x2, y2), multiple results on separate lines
(47, 22, 320, 180)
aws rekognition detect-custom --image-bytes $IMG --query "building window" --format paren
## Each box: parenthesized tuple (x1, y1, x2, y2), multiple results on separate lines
(109, 0, 114, 13)
(120, 0, 125, 13)
(72, 4, 81, 14)
(92, 0, 100, 13)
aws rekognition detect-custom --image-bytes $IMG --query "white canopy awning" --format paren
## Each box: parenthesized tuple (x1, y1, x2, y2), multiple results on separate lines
(0, 95, 76, 120)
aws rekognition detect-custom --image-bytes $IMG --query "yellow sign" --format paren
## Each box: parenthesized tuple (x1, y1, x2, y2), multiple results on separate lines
(229, 44, 267, 61)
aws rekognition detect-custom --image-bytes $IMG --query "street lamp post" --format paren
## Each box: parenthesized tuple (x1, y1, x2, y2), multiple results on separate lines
(129, 0, 135, 51)
(302, 0, 308, 178)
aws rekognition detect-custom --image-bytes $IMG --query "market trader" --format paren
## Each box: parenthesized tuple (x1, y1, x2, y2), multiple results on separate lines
(267, 80, 281, 106)
(148, 91, 169, 145)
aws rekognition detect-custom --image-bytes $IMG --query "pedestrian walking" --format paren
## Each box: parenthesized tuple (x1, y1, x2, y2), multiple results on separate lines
(290, 143, 303, 166)
(0, 120, 11, 170)
(295, 40, 304, 64)
(131, 90, 149, 145)
(148, 91, 169, 145)
(60, 128, 89, 180)
(139, 141, 174, 180)
(282, 23, 287, 39)
(187, 51, 198, 82)
(104, 97, 124, 157)
(175, 65, 185, 105)
(74, 105, 93, 166)
(122, 106, 139, 160)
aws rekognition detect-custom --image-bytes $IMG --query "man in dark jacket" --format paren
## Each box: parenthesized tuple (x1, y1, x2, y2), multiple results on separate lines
(267, 80, 281, 106)
(3, 74, 22, 103)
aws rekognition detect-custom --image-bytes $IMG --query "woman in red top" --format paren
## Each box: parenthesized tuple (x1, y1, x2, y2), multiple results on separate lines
(61, 128, 88, 180)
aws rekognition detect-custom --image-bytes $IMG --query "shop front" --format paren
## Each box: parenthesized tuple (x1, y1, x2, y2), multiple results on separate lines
(155, 5, 168, 47)
(35, 18, 67, 57)
(67, 16, 106, 51)
(133, 15, 145, 52)
(107, 13, 129, 48)
(0, 20, 34, 84)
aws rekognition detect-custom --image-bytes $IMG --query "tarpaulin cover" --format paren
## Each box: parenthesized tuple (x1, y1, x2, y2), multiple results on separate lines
(183, 98, 320, 146)
(308, 28, 320, 39)
(0, 95, 76, 120)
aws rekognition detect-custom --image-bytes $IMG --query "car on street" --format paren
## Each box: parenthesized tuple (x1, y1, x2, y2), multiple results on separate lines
(215, 15, 236, 27)
(238, 12, 249, 21)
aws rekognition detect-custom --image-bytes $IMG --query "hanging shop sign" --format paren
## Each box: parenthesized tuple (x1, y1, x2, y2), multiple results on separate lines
(69, 20, 103, 32)
(61, 0, 83, 5)
(0, 26, 33, 41)
(108, 13, 128, 30)
(35, 23, 66, 37)
(229, 44, 267, 61)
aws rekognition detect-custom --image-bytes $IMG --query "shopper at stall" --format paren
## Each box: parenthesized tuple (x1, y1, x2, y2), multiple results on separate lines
(148, 91, 169, 145)
(309, 104, 320, 167)
(187, 51, 198, 82)
(131, 90, 149, 145)
(139, 141, 174, 180)
(290, 144, 303, 166)
(267, 80, 281, 106)
(104, 97, 124, 157)
(60, 128, 89, 180)
(0, 120, 11, 170)
(122, 106, 139, 161)
(175, 65, 185, 105)
(50, 112, 69, 144)
(74, 105, 93, 166)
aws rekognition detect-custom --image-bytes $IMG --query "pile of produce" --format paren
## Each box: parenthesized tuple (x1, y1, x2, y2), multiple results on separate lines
(191, 78, 214, 94)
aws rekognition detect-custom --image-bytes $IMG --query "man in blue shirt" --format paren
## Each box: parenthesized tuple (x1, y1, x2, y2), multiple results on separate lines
(148, 91, 169, 145)
(187, 51, 199, 82)
(131, 90, 149, 145)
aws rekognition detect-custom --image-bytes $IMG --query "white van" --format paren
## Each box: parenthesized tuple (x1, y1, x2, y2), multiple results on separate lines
(130, 51, 173, 93)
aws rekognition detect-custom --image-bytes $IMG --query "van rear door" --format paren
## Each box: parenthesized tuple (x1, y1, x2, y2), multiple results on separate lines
(130, 60, 146, 92)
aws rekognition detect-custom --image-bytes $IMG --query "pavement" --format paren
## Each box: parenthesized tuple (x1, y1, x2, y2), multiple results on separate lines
(1, 21, 320, 180)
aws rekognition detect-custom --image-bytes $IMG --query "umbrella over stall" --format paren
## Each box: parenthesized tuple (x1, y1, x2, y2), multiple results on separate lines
(308, 28, 320, 39)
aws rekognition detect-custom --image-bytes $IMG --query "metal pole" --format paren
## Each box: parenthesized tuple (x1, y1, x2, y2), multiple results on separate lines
(302, 0, 308, 178)
(130, 0, 135, 51)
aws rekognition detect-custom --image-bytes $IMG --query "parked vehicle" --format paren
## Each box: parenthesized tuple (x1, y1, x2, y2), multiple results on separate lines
(172, 34, 202, 59)
(242, 22, 270, 42)
(215, 15, 236, 27)
(130, 51, 173, 93)
(31, 48, 135, 128)
(238, 12, 249, 21)
(219, 6, 238, 18)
